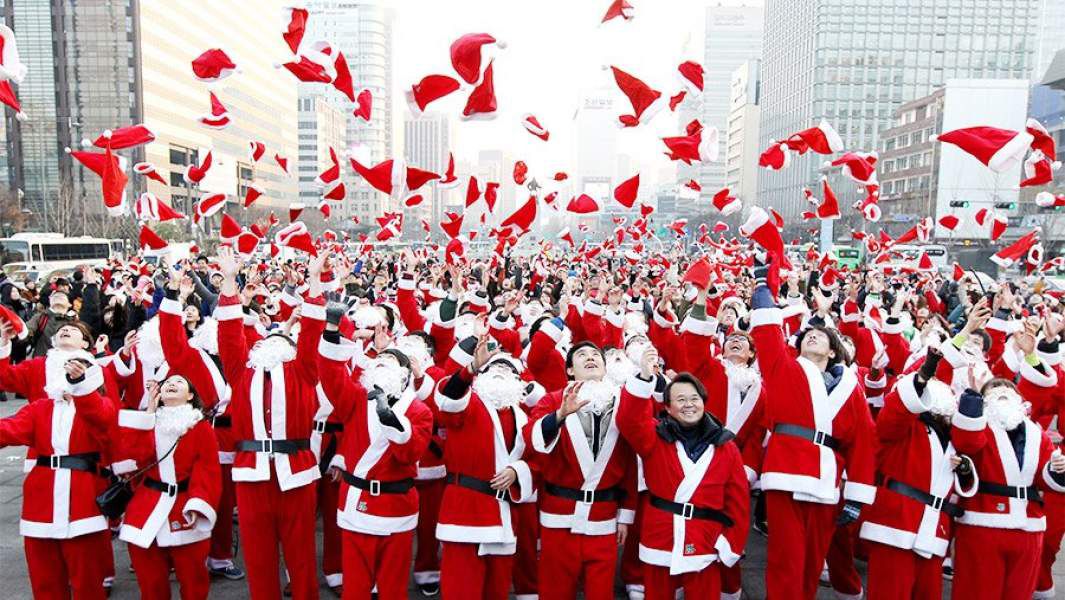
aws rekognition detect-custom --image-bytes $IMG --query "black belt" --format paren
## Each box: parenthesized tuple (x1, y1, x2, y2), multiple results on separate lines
(212, 415, 231, 428)
(886, 479, 964, 518)
(340, 471, 415, 495)
(235, 438, 310, 454)
(313, 420, 343, 434)
(144, 477, 190, 497)
(446, 473, 510, 501)
(774, 424, 841, 451)
(35, 452, 100, 473)
(648, 493, 734, 526)
(545, 482, 626, 504)
(978, 481, 1043, 505)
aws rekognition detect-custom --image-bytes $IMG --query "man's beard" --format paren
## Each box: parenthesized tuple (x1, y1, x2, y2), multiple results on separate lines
(394, 336, 431, 370)
(605, 355, 637, 386)
(723, 359, 760, 392)
(454, 316, 477, 342)
(352, 305, 383, 330)
(924, 379, 957, 418)
(472, 371, 525, 410)
(984, 389, 1029, 431)
(247, 337, 297, 371)
(360, 359, 409, 401)
(156, 403, 202, 437)
(578, 379, 619, 415)
(137, 318, 165, 368)
(189, 318, 219, 355)
(624, 312, 648, 337)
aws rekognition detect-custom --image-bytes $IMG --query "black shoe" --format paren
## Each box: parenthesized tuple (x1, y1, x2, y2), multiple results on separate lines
(284, 582, 292, 597)
(418, 582, 440, 596)
(942, 564, 954, 580)
(209, 565, 246, 580)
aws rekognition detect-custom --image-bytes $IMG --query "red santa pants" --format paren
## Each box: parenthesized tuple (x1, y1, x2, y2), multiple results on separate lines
(643, 562, 721, 600)
(764, 490, 838, 600)
(318, 475, 342, 587)
(951, 524, 1042, 600)
(208, 464, 236, 565)
(234, 479, 318, 600)
(412, 478, 444, 585)
(340, 529, 413, 600)
(865, 541, 943, 600)
(24, 530, 110, 600)
(620, 493, 645, 594)
(128, 538, 210, 600)
(825, 519, 864, 598)
(512, 501, 540, 598)
(720, 563, 742, 599)
(538, 526, 615, 600)
(439, 541, 513, 600)
(1036, 490, 1064, 597)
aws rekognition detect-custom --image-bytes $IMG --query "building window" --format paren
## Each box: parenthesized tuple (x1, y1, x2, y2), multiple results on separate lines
(169, 147, 189, 166)
(169, 171, 185, 187)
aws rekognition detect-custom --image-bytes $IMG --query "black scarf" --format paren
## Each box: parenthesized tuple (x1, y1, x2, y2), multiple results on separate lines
(655, 412, 734, 462)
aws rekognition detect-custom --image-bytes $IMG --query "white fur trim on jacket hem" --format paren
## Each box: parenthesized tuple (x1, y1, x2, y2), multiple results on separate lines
(843, 481, 877, 505)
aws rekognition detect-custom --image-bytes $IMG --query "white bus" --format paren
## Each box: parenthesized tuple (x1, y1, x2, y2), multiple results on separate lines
(0, 233, 125, 284)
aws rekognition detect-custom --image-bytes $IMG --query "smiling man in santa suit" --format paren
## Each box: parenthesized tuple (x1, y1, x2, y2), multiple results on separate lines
(527, 339, 637, 600)
(434, 337, 537, 600)
(214, 246, 328, 600)
(748, 259, 878, 600)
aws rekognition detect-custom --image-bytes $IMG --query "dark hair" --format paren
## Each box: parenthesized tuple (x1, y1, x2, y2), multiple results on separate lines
(724, 331, 757, 365)
(57, 321, 93, 346)
(980, 377, 1017, 396)
(379, 304, 396, 332)
(379, 348, 411, 370)
(971, 329, 992, 354)
(261, 332, 296, 347)
(528, 313, 555, 339)
(664, 372, 707, 405)
(160, 374, 205, 413)
(406, 330, 436, 357)
(565, 340, 604, 369)
(795, 325, 848, 367)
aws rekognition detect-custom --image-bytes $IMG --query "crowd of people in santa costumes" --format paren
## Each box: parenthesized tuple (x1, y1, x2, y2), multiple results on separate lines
(0, 221, 1062, 600)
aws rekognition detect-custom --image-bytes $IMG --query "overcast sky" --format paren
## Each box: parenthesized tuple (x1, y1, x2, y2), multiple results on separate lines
(389, 0, 739, 177)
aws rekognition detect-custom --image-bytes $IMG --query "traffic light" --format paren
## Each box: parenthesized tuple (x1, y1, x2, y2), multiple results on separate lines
(949, 200, 969, 208)
(994, 202, 1016, 210)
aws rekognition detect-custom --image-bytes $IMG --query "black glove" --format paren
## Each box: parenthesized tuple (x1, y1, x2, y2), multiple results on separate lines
(325, 302, 347, 326)
(370, 386, 403, 431)
(752, 254, 769, 283)
(835, 500, 862, 526)
(918, 347, 943, 382)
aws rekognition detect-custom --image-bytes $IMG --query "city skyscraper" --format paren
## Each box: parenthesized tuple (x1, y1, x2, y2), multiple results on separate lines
(403, 112, 452, 229)
(725, 59, 762, 210)
(304, 0, 394, 224)
(758, 0, 1041, 232)
(296, 95, 346, 206)
(696, 4, 764, 197)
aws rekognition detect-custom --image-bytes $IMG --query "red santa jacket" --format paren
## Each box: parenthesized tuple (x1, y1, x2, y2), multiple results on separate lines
(749, 300, 878, 506)
(859, 375, 972, 558)
(615, 375, 750, 575)
(993, 339, 1062, 432)
(158, 296, 232, 463)
(434, 369, 535, 554)
(115, 410, 221, 548)
(0, 363, 114, 539)
(527, 319, 568, 393)
(526, 385, 637, 535)
(414, 363, 448, 481)
(215, 294, 326, 491)
(951, 407, 1064, 531)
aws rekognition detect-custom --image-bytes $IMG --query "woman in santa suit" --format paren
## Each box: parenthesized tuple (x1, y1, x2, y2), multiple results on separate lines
(0, 333, 115, 600)
(115, 375, 221, 600)
(615, 346, 750, 600)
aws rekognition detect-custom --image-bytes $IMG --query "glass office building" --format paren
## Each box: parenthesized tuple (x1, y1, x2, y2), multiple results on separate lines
(758, 0, 1041, 234)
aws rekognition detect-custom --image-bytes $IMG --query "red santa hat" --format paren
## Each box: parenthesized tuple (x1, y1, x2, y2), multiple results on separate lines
(558, 227, 575, 248)
(788, 120, 844, 154)
(566, 193, 600, 214)
(440, 211, 464, 239)
(444, 236, 466, 265)
(138, 225, 168, 253)
(450, 33, 504, 85)
(500, 195, 538, 235)
(278, 40, 337, 83)
(193, 192, 227, 224)
(712, 187, 740, 216)
(677, 60, 704, 94)
(712, 221, 728, 234)
(275, 222, 317, 255)
(1026, 118, 1060, 168)
(93, 124, 155, 150)
(938, 214, 959, 231)
(461, 62, 497, 120)
(1020, 151, 1054, 188)
(917, 252, 934, 271)
(513, 160, 528, 185)
(662, 119, 718, 164)
(601, 0, 635, 22)
(685, 179, 702, 192)
(219, 213, 241, 240)
(353, 88, 373, 121)
(440, 152, 459, 188)
(243, 184, 264, 208)
(350, 157, 404, 195)
(861, 198, 882, 222)
(952, 263, 965, 281)
(815, 177, 841, 219)
(0, 79, 25, 120)
(0, 24, 28, 85)
(235, 231, 260, 257)
(101, 146, 128, 217)
(613, 173, 640, 208)
(317, 201, 331, 219)
(990, 228, 1040, 268)
(975, 209, 1008, 241)
(288, 202, 304, 222)
(740, 207, 786, 262)
(191, 48, 239, 83)
(464, 175, 481, 207)
(406, 73, 460, 115)
(609, 66, 666, 128)
(932, 126, 1033, 173)
(281, 6, 308, 53)
(274, 153, 289, 174)
(667, 219, 688, 236)
(522, 114, 549, 141)
(826, 152, 877, 185)
(134, 192, 185, 222)
(133, 161, 167, 185)
(199, 92, 230, 129)
(331, 52, 356, 101)
(184, 150, 212, 185)
(484, 181, 500, 212)
(1035, 191, 1065, 209)
(669, 91, 687, 111)
(248, 141, 265, 162)
(759, 142, 790, 170)
(0, 303, 27, 340)
(323, 181, 345, 201)
(1025, 243, 1044, 275)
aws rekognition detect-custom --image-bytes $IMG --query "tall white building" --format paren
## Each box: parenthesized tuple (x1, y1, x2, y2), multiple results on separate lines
(296, 96, 346, 207)
(698, 4, 765, 196)
(1035, 0, 1065, 80)
(725, 60, 761, 210)
(304, 0, 394, 223)
(403, 112, 452, 229)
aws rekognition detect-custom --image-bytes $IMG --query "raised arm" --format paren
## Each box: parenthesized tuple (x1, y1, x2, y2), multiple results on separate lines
(214, 246, 249, 383)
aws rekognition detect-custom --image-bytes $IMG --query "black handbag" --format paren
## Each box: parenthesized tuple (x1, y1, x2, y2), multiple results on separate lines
(96, 436, 180, 519)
